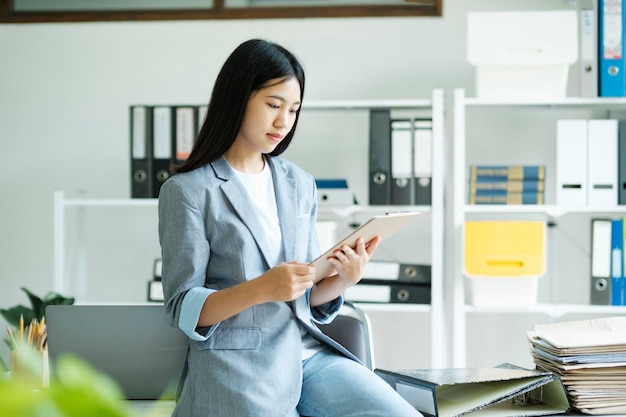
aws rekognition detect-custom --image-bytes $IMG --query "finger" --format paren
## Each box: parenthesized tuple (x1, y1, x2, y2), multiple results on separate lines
(365, 236, 382, 256)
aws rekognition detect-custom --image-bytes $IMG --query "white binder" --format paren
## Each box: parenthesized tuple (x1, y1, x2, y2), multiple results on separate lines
(579, 0, 599, 97)
(587, 119, 618, 205)
(467, 11, 578, 99)
(556, 119, 588, 206)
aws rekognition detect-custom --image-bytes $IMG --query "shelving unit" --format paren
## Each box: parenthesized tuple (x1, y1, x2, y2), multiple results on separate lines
(452, 88, 626, 367)
(52, 89, 447, 368)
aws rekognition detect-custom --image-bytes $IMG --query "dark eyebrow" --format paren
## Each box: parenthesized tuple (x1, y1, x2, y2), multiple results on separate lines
(268, 94, 301, 106)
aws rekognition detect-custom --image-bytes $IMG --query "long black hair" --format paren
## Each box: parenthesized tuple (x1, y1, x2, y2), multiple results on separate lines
(174, 39, 306, 174)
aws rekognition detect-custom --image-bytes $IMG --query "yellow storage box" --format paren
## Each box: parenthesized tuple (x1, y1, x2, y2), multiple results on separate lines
(464, 220, 546, 307)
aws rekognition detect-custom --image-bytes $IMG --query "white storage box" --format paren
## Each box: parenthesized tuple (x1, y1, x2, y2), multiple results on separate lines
(464, 221, 546, 307)
(468, 276, 539, 308)
(467, 11, 578, 99)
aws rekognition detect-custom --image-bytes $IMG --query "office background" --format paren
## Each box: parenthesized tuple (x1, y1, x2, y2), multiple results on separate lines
(0, 0, 587, 371)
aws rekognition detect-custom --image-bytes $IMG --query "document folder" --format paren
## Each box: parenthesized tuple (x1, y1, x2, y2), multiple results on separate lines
(173, 106, 197, 166)
(618, 120, 626, 204)
(590, 218, 612, 305)
(611, 218, 624, 305)
(599, 0, 626, 97)
(375, 363, 569, 417)
(413, 119, 432, 205)
(345, 282, 429, 304)
(579, 0, 599, 97)
(363, 261, 431, 284)
(130, 105, 153, 198)
(587, 119, 618, 205)
(369, 110, 392, 205)
(467, 11, 578, 99)
(556, 119, 588, 206)
(151, 106, 173, 198)
(391, 120, 413, 205)
(315, 178, 355, 206)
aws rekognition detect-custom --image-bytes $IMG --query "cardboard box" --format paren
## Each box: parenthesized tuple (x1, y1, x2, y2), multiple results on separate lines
(467, 11, 578, 99)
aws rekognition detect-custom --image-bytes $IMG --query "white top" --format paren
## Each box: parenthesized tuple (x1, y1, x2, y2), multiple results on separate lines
(234, 162, 322, 360)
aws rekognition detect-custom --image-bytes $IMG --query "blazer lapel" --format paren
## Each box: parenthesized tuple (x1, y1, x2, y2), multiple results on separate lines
(269, 158, 298, 262)
(211, 156, 275, 268)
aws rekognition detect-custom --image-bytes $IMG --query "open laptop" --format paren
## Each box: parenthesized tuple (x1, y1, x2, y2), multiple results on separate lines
(46, 304, 188, 401)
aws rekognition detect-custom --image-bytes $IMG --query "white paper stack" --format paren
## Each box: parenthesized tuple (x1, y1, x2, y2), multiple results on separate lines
(527, 317, 626, 415)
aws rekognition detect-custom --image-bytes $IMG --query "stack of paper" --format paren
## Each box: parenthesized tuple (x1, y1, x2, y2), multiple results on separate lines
(527, 317, 626, 415)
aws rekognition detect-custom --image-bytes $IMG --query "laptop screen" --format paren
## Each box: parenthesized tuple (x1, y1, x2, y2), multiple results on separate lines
(46, 304, 188, 400)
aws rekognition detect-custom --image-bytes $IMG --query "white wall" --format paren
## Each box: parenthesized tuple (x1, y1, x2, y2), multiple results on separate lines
(0, 0, 578, 370)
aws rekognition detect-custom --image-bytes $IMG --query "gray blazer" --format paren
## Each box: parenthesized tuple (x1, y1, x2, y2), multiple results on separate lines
(158, 156, 359, 417)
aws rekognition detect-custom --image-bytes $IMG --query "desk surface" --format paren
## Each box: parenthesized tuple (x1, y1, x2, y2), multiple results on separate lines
(126, 400, 175, 417)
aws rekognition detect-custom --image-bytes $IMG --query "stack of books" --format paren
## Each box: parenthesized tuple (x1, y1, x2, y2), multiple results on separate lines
(527, 317, 626, 415)
(468, 165, 545, 205)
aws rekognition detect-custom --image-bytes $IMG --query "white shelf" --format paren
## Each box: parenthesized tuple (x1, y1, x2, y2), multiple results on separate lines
(464, 96, 626, 107)
(303, 99, 432, 110)
(464, 303, 626, 318)
(452, 88, 626, 367)
(356, 303, 431, 313)
(464, 204, 626, 217)
(52, 89, 447, 368)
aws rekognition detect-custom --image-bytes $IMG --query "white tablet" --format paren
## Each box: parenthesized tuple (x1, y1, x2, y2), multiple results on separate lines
(311, 211, 420, 282)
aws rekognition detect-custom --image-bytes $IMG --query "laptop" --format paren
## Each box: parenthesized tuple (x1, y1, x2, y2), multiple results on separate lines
(46, 304, 188, 401)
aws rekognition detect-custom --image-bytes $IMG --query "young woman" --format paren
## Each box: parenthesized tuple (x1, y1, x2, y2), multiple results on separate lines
(158, 38, 422, 417)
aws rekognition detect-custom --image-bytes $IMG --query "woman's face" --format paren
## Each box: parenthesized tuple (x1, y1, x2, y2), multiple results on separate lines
(236, 76, 301, 157)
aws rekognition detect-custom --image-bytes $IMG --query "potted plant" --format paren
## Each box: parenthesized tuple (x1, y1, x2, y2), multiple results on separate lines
(1, 287, 74, 387)
(1, 287, 74, 328)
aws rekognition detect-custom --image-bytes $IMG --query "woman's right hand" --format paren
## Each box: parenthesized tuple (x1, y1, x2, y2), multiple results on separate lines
(256, 262, 315, 303)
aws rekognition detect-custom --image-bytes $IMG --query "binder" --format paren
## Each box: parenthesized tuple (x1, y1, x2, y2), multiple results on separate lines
(469, 165, 545, 181)
(368, 109, 392, 205)
(315, 178, 355, 206)
(590, 218, 613, 305)
(468, 192, 544, 205)
(363, 261, 431, 284)
(599, 0, 626, 97)
(375, 363, 569, 417)
(556, 119, 588, 205)
(611, 218, 623, 305)
(623, 216, 626, 305)
(390, 119, 413, 205)
(344, 282, 430, 304)
(579, 0, 599, 97)
(151, 106, 173, 198)
(587, 119, 618, 205)
(619, 120, 626, 204)
(413, 119, 432, 205)
(173, 106, 197, 166)
(129, 105, 153, 199)
(469, 178, 545, 193)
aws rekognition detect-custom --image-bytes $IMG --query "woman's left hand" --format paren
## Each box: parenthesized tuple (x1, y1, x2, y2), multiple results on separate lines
(326, 236, 381, 285)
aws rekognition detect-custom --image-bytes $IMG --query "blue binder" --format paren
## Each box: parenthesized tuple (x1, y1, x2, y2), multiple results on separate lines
(611, 218, 623, 305)
(599, 0, 626, 97)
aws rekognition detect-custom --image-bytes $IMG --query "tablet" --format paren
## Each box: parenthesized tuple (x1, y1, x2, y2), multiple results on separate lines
(311, 211, 420, 282)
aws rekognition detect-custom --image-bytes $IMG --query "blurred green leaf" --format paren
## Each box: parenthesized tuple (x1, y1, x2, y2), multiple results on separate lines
(21, 287, 44, 320)
(0, 305, 35, 328)
(0, 351, 131, 417)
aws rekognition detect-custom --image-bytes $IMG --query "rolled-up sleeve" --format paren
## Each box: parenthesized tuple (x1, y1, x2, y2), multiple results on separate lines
(179, 287, 220, 341)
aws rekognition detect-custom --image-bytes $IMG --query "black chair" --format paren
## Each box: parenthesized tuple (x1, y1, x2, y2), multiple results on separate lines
(319, 301, 375, 370)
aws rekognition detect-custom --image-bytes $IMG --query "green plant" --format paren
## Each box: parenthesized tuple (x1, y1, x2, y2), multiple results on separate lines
(0, 287, 74, 328)
(0, 348, 130, 417)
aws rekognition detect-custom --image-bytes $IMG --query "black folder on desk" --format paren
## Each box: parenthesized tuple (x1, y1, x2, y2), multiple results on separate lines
(375, 363, 569, 417)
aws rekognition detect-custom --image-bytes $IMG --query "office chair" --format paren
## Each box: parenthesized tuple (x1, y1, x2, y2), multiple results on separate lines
(318, 301, 375, 370)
